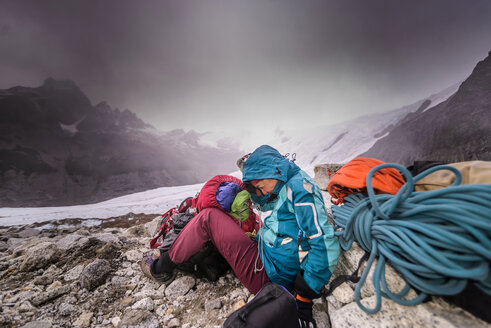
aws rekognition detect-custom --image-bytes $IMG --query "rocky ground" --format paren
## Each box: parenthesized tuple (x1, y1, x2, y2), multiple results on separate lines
(0, 187, 489, 327)
(0, 215, 269, 328)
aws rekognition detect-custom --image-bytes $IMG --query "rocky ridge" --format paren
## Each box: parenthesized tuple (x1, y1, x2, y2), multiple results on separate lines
(361, 51, 491, 165)
(0, 78, 242, 207)
(0, 180, 488, 327)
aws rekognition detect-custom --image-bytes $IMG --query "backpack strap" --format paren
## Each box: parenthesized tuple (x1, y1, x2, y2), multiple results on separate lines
(323, 251, 369, 297)
(149, 208, 176, 249)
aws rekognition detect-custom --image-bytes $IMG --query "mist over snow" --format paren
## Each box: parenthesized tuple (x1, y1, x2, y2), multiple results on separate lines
(268, 83, 459, 174)
(0, 84, 459, 227)
(196, 83, 459, 173)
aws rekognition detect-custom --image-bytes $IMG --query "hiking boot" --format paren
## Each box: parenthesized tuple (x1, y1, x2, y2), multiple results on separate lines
(140, 251, 175, 284)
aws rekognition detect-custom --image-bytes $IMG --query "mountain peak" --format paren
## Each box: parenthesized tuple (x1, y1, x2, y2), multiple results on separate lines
(95, 101, 112, 112)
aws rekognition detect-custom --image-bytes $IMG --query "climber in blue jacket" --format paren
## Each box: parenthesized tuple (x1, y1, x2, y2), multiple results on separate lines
(241, 145, 340, 327)
(144, 144, 339, 327)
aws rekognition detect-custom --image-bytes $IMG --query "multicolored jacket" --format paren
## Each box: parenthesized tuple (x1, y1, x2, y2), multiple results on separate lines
(242, 145, 340, 293)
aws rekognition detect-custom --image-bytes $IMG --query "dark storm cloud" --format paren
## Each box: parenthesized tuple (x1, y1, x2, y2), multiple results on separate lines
(1, 0, 490, 137)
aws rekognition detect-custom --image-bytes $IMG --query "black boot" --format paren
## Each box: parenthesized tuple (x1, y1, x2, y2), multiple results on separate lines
(141, 251, 176, 284)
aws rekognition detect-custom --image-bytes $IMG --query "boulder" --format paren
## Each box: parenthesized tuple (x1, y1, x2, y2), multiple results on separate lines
(31, 284, 72, 306)
(314, 164, 343, 190)
(91, 233, 122, 245)
(56, 235, 89, 250)
(79, 259, 112, 291)
(20, 242, 59, 272)
(120, 309, 160, 328)
(0, 240, 8, 252)
(17, 228, 41, 238)
(329, 295, 488, 328)
(165, 276, 196, 299)
(131, 297, 155, 311)
(63, 264, 85, 282)
(144, 216, 162, 237)
(204, 299, 222, 311)
(124, 249, 142, 262)
(58, 303, 77, 316)
(21, 321, 52, 328)
(72, 311, 94, 327)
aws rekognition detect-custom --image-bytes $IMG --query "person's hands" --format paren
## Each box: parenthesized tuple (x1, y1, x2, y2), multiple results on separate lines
(296, 299, 317, 328)
(245, 229, 256, 241)
(294, 271, 321, 328)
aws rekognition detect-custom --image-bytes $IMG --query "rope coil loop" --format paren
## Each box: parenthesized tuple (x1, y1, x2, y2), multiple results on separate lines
(332, 163, 491, 314)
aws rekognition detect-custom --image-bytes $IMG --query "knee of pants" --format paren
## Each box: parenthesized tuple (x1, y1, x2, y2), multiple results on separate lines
(196, 207, 230, 225)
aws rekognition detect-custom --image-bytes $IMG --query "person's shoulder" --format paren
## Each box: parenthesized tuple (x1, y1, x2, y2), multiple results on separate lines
(287, 172, 315, 194)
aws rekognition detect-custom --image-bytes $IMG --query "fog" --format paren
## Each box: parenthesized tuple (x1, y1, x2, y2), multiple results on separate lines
(1, 0, 490, 144)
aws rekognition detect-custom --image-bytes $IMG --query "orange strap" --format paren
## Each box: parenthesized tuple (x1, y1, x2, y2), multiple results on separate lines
(295, 294, 312, 303)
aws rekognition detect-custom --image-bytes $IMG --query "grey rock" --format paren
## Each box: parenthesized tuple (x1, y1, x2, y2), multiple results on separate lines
(144, 216, 162, 237)
(6, 237, 23, 249)
(79, 259, 112, 291)
(313, 307, 330, 328)
(77, 229, 90, 236)
(59, 302, 77, 316)
(19, 242, 58, 272)
(329, 242, 415, 300)
(326, 295, 343, 311)
(92, 233, 122, 245)
(21, 321, 52, 328)
(31, 284, 72, 306)
(165, 276, 196, 299)
(111, 316, 121, 327)
(73, 311, 94, 327)
(167, 318, 180, 328)
(111, 275, 127, 286)
(0, 241, 8, 252)
(124, 249, 142, 262)
(33, 274, 54, 286)
(64, 264, 85, 282)
(331, 283, 354, 305)
(33, 264, 61, 285)
(17, 228, 41, 238)
(18, 300, 36, 313)
(123, 225, 147, 238)
(205, 298, 222, 311)
(329, 295, 488, 328)
(4, 290, 36, 304)
(120, 309, 160, 328)
(131, 297, 155, 311)
(314, 164, 343, 190)
(229, 288, 247, 302)
(56, 235, 89, 250)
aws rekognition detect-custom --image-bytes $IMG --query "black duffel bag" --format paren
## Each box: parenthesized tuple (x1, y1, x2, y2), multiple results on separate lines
(223, 283, 300, 328)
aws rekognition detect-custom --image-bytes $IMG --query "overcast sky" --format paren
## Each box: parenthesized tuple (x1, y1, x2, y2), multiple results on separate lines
(1, 0, 490, 140)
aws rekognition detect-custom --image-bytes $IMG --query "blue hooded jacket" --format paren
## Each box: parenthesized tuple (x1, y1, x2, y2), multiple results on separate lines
(243, 145, 340, 293)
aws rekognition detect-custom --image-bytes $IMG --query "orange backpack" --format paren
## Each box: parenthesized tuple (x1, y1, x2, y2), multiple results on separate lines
(328, 157, 405, 204)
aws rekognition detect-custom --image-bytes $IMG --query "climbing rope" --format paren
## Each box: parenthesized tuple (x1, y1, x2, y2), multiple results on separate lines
(331, 163, 491, 314)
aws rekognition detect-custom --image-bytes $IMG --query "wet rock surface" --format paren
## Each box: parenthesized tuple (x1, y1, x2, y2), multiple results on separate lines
(0, 197, 488, 327)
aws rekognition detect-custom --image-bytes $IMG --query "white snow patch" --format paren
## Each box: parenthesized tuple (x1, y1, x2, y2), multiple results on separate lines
(0, 183, 204, 227)
(59, 117, 85, 135)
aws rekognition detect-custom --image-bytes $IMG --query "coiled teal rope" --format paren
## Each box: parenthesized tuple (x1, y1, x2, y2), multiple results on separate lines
(331, 163, 491, 314)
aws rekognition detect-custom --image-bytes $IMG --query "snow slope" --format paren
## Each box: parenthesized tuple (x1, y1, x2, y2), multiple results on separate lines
(267, 84, 459, 174)
(0, 183, 203, 226)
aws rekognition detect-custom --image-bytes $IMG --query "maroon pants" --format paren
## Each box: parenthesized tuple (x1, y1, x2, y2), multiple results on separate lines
(169, 207, 270, 294)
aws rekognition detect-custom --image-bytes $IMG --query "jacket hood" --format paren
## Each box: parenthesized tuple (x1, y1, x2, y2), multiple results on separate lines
(242, 145, 300, 183)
